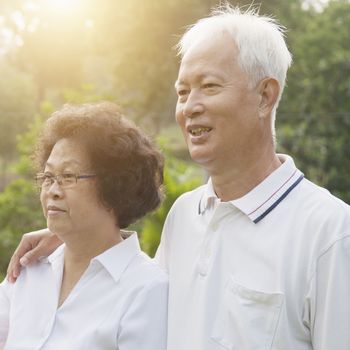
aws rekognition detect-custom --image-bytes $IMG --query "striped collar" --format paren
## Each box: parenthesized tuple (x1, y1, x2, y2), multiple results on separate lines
(198, 154, 304, 223)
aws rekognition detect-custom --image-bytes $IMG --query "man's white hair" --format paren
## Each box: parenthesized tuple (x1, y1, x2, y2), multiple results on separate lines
(177, 4, 292, 134)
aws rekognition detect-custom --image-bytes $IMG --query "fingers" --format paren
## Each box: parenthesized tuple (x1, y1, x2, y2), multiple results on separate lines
(6, 229, 48, 283)
(7, 233, 35, 282)
(19, 249, 38, 267)
(7, 253, 21, 283)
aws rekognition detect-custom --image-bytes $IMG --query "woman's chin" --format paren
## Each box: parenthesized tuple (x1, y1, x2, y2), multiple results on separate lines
(47, 222, 70, 238)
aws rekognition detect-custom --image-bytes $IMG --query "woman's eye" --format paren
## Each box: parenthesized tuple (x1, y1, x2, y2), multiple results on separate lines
(43, 172, 53, 179)
(62, 173, 75, 179)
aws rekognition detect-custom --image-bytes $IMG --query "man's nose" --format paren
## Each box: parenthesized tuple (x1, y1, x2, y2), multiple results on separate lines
(182, 90, 204, 118)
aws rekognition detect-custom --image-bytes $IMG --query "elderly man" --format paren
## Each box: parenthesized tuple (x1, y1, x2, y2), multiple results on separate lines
(6, 6, 350, 350)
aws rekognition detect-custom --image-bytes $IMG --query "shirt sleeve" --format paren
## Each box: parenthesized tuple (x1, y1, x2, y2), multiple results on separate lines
(118, 275, 168, 350)
(308, 235, 350, 350)
(0, 279, 12, 349)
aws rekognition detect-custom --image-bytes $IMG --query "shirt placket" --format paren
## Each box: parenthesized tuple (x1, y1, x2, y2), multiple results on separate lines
(36, 260, 63, 349)
(38, 261, 101, 349)
(197, 202, 233, 277)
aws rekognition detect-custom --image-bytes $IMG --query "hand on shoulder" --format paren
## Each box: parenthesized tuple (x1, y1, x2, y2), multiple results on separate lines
(6, 228, 62, 283)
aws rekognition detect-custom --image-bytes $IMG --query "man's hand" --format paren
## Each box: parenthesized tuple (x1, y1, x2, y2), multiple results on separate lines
(6, 228, 63, 283)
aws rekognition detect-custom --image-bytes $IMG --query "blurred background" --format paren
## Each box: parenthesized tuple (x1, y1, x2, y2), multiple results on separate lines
(0, 0, 349, 278)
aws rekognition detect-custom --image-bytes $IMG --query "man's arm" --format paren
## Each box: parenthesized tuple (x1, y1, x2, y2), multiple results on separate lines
(6, 228, 62, 283)
(307, 235, 350, 350)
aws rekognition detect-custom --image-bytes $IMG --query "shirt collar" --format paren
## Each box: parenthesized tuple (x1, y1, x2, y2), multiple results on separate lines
(92, 231, 141, 283)
(46, 231, 141, 283)
(46, 244, 64, 265)
(199, 154, 304, 223)
(198, 177, 218, 214)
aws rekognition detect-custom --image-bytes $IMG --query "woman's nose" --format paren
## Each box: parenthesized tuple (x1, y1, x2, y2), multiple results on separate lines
(46, 180, 64, 198)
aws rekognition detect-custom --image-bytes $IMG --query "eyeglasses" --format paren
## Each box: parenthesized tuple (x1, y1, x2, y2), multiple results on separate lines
(35, 172, 97, 189)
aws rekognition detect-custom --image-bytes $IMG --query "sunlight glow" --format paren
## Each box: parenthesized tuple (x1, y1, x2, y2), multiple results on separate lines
(85, 19, 94, 29)
(48, 0, 82, 13)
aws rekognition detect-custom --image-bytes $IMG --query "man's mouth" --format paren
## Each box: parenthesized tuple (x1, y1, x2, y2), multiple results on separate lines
(189, 127, 212, 136)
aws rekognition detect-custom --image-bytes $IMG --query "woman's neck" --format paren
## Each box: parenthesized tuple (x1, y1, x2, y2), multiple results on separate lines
(57, 226, 122, 308)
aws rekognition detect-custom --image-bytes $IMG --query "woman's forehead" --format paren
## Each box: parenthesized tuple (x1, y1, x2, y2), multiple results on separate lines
(45, 159, 83, 169)
(46, 138, 90, 169)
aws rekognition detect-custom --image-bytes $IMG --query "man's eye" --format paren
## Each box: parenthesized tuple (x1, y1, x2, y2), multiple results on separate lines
(203, 83, 217, 89)
(177, 89, 189, 96)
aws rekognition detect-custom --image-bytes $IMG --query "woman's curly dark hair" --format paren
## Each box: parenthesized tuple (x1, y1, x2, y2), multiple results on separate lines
(34, 102, 164, 228)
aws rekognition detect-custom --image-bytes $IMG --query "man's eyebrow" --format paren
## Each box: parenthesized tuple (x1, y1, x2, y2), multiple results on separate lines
(175, 73, 224, 89)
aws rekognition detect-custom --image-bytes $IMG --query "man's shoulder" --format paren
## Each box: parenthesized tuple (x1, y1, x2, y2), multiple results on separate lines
(300, 178, 349, 209)
(172, 183, 207, 207)
(297, 178, 350, 228)
(161, 183, 207, 228)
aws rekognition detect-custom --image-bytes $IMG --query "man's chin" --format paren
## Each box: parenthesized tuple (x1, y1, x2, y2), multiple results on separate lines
(189, 149, 211, 166)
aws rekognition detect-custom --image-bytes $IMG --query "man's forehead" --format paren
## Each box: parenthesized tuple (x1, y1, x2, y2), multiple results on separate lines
(182, 31, 237, 58)
(175, 44, 238, 86)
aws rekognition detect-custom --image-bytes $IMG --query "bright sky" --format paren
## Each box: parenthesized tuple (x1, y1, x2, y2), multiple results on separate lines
(0, 0, 94, 55)
(0, 0, 337, 56)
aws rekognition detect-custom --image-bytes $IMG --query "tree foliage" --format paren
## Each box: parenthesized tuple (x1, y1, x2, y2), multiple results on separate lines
(0, 117, 45, 275)
(277, 0, 350, 202)
(0, 60, 38, 175)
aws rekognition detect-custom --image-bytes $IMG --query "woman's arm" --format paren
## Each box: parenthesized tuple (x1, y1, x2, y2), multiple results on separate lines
(118, 275, 168, 350)
(6, 228, 62, 283)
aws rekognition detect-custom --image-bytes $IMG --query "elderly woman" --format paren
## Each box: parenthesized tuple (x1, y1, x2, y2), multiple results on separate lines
(0, 102, 168, 349)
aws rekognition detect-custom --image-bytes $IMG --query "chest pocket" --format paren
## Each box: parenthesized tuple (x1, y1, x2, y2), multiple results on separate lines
(211, 278, 284, 350)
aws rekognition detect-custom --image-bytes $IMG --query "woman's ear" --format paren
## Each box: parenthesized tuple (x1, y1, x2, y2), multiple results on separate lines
(257, 77, 280, 119)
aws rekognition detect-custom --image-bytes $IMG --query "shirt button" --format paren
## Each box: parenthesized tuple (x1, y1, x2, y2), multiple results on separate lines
(198, 262, 208, 276)
(205, 248, 211, 258)
(211, 222, 218, 231)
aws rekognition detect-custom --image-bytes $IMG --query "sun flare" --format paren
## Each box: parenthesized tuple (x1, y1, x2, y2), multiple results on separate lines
(48, 0, 81, 13)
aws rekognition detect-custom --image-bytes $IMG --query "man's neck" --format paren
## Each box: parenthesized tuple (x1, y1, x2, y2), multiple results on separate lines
(210, 152, 282, 202)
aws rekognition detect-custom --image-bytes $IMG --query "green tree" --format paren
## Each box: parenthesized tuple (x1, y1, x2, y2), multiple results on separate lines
(277, 0, 350, 203)
(0, 60, 38, 187)
(0, 115, 45, 277)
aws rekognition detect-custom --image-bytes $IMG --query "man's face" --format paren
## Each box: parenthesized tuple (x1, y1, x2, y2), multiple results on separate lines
(175, 33, 265, 173)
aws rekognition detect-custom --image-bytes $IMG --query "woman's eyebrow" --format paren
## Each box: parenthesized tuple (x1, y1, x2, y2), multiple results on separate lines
(45, 159, 83, 169)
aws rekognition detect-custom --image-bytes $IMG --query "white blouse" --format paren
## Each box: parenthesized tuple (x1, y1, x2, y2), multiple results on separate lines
(0, 233, 168, 349)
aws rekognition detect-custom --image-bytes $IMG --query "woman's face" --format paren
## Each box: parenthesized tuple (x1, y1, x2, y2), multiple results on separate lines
(40, 138, 114, 240)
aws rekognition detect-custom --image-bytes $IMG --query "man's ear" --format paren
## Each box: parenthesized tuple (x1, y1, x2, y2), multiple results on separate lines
(257, 77, 280, 119)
